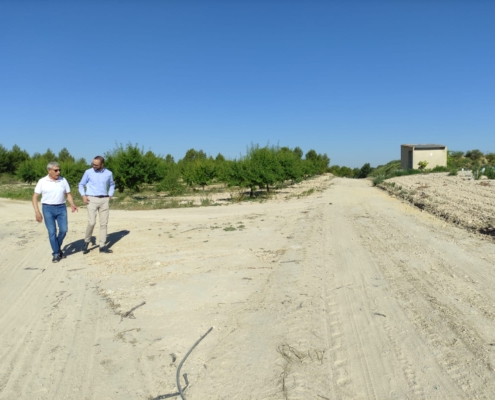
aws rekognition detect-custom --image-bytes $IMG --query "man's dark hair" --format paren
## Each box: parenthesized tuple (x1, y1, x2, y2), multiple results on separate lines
(94, 155, 105, 164)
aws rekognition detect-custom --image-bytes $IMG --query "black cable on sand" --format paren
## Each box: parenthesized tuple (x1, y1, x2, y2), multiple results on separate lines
(176, 327, 213, 400)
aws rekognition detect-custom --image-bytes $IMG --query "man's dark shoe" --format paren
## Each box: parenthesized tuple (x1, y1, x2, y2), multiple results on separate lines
(52, 254, 61, 263)
(59, 251, 67, 259)
(99, 246, 113, 254)
(82, 242, 90, 254)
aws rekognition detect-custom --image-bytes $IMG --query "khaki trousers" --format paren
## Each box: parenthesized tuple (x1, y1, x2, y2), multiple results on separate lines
(84, 197, 110, 247)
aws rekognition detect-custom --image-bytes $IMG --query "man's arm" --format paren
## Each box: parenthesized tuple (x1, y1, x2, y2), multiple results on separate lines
(108, 172, 116, 197)
(66, 193, 78, 213)
(32, 193, 43, 223)
(78, 170, 90, 204)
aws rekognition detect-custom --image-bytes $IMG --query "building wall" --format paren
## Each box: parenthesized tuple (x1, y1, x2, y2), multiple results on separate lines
(400, 146, 413, 169)
(413, 148, 447, 169)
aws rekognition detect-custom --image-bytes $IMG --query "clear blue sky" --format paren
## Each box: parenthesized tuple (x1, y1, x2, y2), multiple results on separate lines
(1, 1, 494, 168)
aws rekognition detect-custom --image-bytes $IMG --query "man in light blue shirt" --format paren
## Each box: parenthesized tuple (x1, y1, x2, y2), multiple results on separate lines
(78, 155, 116, 254)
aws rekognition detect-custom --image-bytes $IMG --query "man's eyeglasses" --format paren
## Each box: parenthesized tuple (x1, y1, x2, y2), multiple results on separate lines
(52, 169, 61, 172)
(92, 164, 102, 167)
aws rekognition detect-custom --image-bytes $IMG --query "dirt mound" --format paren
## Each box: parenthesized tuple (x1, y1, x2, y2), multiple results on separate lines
(378, 172, 495, 236)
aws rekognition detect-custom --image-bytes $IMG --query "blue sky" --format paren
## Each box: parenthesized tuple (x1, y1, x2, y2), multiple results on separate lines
(1, 0, 494, 168)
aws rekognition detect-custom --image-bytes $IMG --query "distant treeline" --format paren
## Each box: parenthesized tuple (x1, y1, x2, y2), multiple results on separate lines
(0, 143, 332, 196)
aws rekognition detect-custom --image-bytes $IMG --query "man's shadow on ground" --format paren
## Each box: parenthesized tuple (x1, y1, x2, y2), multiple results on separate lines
(62, 230, 130, 256)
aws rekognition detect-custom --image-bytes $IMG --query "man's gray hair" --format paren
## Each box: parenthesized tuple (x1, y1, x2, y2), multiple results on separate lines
(46, 161, 60, 171)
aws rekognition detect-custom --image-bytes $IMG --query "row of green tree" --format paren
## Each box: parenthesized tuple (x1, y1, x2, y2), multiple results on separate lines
(0, 143, 331, 196)
(447, 149, 495, 169)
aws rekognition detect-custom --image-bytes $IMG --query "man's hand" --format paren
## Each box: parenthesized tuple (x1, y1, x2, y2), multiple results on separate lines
(35, 212, 43, 223)
(82, 195, 90, 204)
(70, 205, 79, 213)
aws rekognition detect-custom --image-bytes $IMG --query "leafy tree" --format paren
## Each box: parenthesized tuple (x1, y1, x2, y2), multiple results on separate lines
(156, 164, 185, 195)
(7, 145, 30, 174)
(293, 146, 303, 159)
(41, 148, 57, 161)
(448, 150, 464, 158)
(246, 144, 283, 193)
(357, 163, 372, 178)
(276, 147, 304, 183)
(198, 159, 217, 189)
(60, 159, 88, 187)
(465, 149, 484, 161)
(304, 149, 330, 176)
(17, 159, 46, 184)
(0, 145, 9, 173)
(485, 153, 495, 165)
(58, 147, 75, 163)
(182, 148, 207, 163)
(165, 154, 175, 164)
(105, 143, 147, 192)
(339, 166, 354, 177)
(222, 159, 252, 194)
(215, 153, 226, 162)
(143, 150, 162, 184)
(328, 165, 341, 176)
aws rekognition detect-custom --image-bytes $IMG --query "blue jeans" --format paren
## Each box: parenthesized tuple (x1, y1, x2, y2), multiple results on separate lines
(42, 204, 68, 256)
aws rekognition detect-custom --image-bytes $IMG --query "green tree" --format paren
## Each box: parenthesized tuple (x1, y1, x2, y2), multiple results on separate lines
(358, 163, 372, 178)
(17, 159, 46, 184)
(215, 153, 226, 162)
(7, 145, 30, 174)
(182, 148, 207, 163)
(304, 150, 330, 176)
(484, 153, 495, 165)
(156, 164, 185, 195)
(143, 150, 162, 184)
(276, 147, 304, 183)
(339, 166, 354, 177)
(105, 143, 147, 192)
(246, 144, 283, 193)
(58, 147, 75, 163)
(328, 165, 341, 176)
(222, 159, 252, 194)
(448, 150, 464, 159)
(193, 159, 217, 190)
(0, 145, 9, 173)
(60, 159, 88, 187)
(465, 149, 484, 161)
(293, 146, 303, 159)
(41, 148, 57, 161)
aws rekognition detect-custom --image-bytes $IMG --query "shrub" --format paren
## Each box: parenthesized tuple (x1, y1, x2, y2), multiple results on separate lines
(373, 176, 385, 186)
(418, 160, 429, 171)
(484, 167, 495, 180)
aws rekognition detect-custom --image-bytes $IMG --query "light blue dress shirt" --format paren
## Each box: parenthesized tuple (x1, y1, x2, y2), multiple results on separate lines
(78, 168, 116, 197)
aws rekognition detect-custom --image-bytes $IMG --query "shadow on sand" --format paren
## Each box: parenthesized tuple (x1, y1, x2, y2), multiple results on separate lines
(62, 230, 130, 256)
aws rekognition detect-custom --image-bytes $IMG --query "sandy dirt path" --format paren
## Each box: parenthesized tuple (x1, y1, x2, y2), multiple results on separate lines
(1, 177, 495, 399)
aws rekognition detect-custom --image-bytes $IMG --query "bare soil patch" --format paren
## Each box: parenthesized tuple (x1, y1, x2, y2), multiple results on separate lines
(3, 176, 495, 399)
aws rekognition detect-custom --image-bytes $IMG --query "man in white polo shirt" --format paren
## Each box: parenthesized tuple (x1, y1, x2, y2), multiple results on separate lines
(32, 161, 78, 263)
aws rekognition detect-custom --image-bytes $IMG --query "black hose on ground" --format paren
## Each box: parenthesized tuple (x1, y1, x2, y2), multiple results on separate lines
(176, 327, 213, 400)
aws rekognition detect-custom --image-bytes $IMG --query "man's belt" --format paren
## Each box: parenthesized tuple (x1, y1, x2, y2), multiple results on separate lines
(90, 195, 109, 198)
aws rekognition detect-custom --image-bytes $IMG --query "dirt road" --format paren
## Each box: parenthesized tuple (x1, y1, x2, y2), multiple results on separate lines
(1, 177, 495, 399)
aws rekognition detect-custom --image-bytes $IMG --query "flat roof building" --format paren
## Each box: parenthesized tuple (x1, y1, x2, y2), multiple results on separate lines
(401, 144, 447, 170)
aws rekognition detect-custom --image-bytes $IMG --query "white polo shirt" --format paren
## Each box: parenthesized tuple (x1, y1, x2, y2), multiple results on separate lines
(34, 176, 71, 205)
